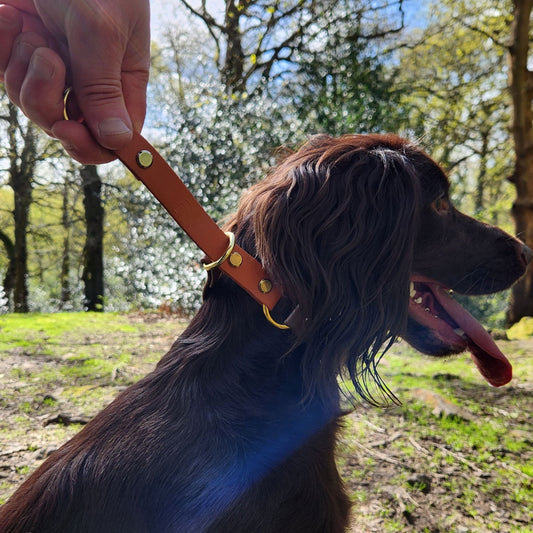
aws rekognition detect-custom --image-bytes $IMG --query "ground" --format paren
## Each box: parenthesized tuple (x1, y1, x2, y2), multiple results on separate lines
(0, 312, 531, 533)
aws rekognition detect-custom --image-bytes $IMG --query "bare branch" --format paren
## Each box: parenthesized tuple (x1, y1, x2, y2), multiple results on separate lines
(179, 0, 225, 32)
(453, 17, 509, 49)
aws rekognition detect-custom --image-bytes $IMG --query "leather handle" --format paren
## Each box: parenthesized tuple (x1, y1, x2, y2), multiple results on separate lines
(114, 132, 282, 310)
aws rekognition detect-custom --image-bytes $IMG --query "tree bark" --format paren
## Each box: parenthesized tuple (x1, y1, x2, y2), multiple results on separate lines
(80, 165, 104, 312)
(507, 0, 533, 325)
(59, 181, 72, 309)
(7, 103, 35, 313)
(221, 0, 248, 94)
(0, 229, 15, 310)
(11, 169, 31, 313)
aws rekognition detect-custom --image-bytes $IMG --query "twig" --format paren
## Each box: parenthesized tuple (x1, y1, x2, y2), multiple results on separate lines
(0, 447, 28, 457)
(408, 436, 431, 455)
(368, 431, 403, 448)
(353, 441, 404, 466)
(430, 443, 484, 476)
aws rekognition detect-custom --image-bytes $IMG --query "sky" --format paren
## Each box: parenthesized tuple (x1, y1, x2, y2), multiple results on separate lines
(149, 0, 426, 36)
(150, 0, 224, 39)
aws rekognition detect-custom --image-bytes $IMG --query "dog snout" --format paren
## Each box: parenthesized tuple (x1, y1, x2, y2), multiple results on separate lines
(520, 244, 533, 267)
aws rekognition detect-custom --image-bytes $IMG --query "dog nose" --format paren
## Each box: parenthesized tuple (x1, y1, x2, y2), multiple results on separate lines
(521, 244, 533, 266)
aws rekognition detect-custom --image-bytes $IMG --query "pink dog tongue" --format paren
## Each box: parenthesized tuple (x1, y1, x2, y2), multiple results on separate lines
(431, 285, 512, 387)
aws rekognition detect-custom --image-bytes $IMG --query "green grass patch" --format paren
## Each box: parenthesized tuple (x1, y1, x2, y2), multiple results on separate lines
(0, 312, 137, 352)
(0, 313, 531, 531)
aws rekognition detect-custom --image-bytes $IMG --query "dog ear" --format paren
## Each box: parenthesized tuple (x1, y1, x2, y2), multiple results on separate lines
(250, 135, 421, 403)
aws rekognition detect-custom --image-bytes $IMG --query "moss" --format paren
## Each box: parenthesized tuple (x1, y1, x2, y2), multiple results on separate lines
(507, 316, 533, 339)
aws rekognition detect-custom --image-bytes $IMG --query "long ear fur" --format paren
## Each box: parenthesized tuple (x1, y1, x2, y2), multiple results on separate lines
(231, 134, 421, 404)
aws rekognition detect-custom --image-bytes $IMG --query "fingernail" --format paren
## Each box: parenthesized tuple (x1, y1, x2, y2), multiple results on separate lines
(29, 51, 55, 80)
(98, 118, 132, 139)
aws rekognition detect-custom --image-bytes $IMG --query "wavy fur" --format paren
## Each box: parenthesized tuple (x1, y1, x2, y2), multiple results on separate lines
(2, 133, 526, 533)
(227, 134, 421, 403)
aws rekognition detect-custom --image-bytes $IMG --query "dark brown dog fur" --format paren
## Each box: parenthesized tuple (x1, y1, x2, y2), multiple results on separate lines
(0, 134, 529, 532)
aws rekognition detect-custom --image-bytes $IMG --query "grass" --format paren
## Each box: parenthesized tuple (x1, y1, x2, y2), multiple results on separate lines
(0, 311, 186, 488)
(0, 312, 531, 532)
(340, 340, 532, 532)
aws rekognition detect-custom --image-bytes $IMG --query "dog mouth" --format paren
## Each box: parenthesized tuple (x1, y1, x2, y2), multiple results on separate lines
(408, 275, 512, 387)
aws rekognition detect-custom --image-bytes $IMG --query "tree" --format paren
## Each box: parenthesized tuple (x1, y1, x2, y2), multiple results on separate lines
(80, 165, 105, 311)
(1, 102, 38, 312)
(0, 228, 15, 309)
(178, 0, 405, 95)
(287, 18, 407, 136)
(57, 165, 81, 310)
(1, 89, 83, 313)
(396, 1, 515, 224)
(507, 0, 533, 324)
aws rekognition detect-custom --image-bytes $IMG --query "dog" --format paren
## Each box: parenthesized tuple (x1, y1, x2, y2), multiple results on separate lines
(0, 134, 530, 532)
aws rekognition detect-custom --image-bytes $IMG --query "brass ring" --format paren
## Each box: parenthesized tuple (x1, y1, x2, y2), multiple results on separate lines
(203, 232, 236, 271)
(63, 87, 84, 123)
(63, 87, 73, 121)
(263, 305, 290, 330)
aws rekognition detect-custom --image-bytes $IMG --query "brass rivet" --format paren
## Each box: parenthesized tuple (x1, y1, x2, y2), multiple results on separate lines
(229, 252, 243, 267)
(259, 279, 273, 294)
(136, 150, 153, 169)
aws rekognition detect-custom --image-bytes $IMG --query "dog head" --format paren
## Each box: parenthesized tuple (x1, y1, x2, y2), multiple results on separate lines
(228, 134, 530, 401)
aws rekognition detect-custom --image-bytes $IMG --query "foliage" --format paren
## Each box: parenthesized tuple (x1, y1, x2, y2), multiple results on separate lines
(177, 0, 406, 94)
(286, 3, 408, 135)
(0, 0, 527, 316)
(396, 0, 515, 224)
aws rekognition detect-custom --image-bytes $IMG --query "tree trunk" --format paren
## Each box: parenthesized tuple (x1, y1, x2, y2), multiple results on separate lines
(7, 103, 35, 313)
(80, 165, 104, 312)
(221, 0, 247, 94)
(507, 0, 533, 325)
(59, 177, 72, 309)
(475, 128, 489, 215)
(0, 229, 15, 310)
(11, 169, 31, 312)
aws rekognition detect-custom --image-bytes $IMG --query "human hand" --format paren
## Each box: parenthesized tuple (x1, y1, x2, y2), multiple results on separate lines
(0, 0, 150, 164)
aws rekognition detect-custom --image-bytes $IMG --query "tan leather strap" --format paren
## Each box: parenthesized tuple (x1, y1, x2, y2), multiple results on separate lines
(114, 132, 282, 310)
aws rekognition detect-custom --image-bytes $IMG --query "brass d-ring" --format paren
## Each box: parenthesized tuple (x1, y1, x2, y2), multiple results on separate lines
(263, 305, 290, 330)
(203, 232, 236, 271)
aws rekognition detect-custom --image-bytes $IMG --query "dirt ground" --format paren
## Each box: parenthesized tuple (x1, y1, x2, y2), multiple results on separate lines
(0, 314, 531, 532)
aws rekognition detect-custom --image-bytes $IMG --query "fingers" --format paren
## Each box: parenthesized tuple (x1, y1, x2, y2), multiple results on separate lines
(1, 0, 151, 164)
(20, 50, 113, 167)
(121, 70, 149, 133)
(19, 48, 65, 136)
(67, 23, 133, 151)
(58, 0, 150, 151)
(0, 5, 23, 79)
(3, 31, 48, 107)
(52, 120, 116, 164)
(3, 34, 115, 164)
(68, 36, 149, 152)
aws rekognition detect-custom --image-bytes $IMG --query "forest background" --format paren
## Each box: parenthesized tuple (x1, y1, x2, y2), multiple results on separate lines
(1, 0, 532, 327)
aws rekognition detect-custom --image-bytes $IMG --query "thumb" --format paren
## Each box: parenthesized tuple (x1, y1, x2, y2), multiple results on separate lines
(68, 28, 135, 151)
(59, 0, 150, 151)
(74, 77, 133, 151)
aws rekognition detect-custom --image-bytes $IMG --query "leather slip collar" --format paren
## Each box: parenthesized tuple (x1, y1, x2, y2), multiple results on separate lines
(114, 132, 283, 310)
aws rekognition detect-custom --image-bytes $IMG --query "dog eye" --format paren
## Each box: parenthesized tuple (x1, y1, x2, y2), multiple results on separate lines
(432, 196, 450, 214)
